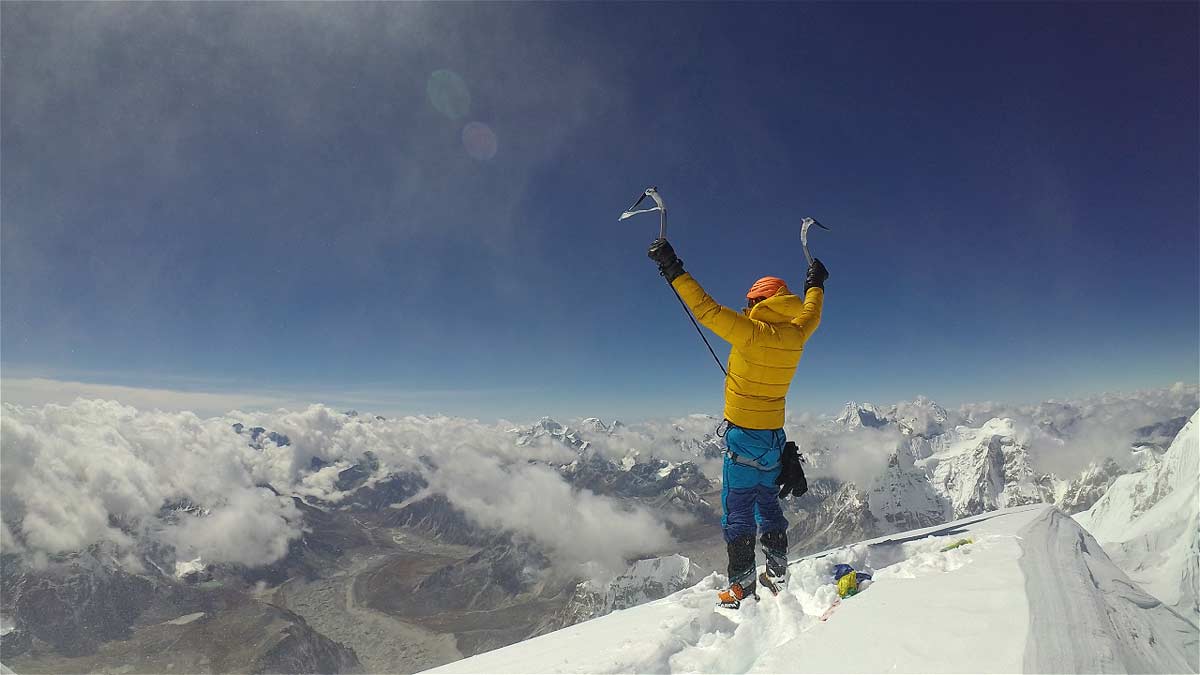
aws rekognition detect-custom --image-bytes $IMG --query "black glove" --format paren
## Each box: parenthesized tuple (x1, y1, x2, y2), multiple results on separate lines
(803, 258, 829, 293)
(775, 441, 808, 499)
(647, 238, 685, 282)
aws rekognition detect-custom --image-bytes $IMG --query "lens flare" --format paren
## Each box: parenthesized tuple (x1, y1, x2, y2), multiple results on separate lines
(462, 122, 498, 161)
(427, 69, 470, 120)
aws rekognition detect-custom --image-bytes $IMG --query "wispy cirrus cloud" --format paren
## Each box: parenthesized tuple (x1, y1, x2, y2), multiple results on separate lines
(0, 376, 544, 419)
(1, 377, 302, 417)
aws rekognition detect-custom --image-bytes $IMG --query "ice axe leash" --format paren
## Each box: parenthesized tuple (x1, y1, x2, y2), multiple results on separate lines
(620, 187, 728, 378)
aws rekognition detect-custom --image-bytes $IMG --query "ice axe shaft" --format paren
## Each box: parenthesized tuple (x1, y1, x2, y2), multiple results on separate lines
(800, 217, 830, 267)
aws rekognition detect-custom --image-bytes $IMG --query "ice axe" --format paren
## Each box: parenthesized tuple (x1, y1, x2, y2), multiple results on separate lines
(619, 186, 727, 377)
(619, 186, 666, 240)
(800, 217, 830, 267)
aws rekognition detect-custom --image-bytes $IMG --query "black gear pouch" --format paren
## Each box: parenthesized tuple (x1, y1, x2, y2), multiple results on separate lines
(776, 441, 808, 498)
(792, 442, 808, 497)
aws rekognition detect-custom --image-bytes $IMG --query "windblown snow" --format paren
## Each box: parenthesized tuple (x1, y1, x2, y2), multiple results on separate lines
(426, 504, 1198, 674)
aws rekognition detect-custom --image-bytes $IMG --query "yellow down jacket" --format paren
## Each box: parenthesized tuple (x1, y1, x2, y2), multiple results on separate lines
(671, 273, 823, 430)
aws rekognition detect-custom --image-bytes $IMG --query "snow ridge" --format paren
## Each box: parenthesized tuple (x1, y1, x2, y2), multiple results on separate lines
(1076, 409, 1200, 622)
(1021, 507, 1197, 673)
(427, 504, 1198, 674)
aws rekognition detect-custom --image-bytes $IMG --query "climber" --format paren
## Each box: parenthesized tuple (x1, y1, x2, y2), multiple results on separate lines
(648, 238, 826, 608)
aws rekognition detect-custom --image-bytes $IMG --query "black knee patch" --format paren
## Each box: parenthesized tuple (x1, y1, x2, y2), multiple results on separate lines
(761, 529, 788, 553)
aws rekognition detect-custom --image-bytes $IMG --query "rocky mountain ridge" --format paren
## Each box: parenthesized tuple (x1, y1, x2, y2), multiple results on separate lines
(0, 549, 361, 673)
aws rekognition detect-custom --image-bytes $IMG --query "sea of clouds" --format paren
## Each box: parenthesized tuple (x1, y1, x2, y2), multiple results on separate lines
(1, 383, 1196, 576)
(0, 401, 680, 575)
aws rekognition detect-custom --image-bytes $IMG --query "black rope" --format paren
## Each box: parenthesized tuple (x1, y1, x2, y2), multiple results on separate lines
(668, 282, 728, 378)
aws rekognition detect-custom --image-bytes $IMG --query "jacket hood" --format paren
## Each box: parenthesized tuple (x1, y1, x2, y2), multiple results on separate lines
(747, 288, 807, 324)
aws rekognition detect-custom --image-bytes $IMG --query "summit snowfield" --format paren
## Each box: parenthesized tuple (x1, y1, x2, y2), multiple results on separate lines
(425, 505, 1198, 674)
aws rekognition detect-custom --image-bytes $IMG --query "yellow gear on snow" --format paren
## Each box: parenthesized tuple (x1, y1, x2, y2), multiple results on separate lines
(836, 570, 859, 598)
(670, 273, 823, 430)
(939, 538, 974, 552)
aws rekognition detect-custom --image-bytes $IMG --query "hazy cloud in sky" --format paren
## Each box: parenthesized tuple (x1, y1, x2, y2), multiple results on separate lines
(2, 2, 622, 302)
(0, 376, 547, 420)
(0, 377, 305, 418)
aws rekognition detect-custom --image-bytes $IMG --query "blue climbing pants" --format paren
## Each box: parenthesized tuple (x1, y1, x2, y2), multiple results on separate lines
(721, 426, 788, 543)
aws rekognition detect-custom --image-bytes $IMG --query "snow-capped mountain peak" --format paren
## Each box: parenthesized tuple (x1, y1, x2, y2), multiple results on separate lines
(917, 418, 1048, 519)
(833, 401, 889, 429)
(1076, 410, 1199, 621)
(893, 396, 953, 437)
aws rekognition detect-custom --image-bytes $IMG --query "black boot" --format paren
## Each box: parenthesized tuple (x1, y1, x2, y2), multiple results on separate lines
(727, 533, 756, 586)
(720, 534, 759, 609)
(760, 530, 788, 594)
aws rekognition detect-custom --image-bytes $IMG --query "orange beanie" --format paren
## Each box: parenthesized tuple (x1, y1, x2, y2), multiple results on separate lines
(746, 276, 787, 300)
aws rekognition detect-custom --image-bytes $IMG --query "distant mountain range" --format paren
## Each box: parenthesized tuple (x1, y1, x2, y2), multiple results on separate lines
(2, 387, 1196, 673)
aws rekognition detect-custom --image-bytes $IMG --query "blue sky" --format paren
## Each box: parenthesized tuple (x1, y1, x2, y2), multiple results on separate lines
(2, 2, 1197, 421)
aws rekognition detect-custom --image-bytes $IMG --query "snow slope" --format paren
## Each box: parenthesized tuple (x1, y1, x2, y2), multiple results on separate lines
(1020, 507, 1196, 673)
(426, 504, 1197, 674)
(1076, 409, 1200, 622)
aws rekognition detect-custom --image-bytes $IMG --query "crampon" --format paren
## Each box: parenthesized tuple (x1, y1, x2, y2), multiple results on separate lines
(758, 571, 785, 596)
(716, 580, 759, 609)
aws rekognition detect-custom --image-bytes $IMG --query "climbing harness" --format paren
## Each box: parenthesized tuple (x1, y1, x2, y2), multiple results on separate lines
(716, 419, 783, 471)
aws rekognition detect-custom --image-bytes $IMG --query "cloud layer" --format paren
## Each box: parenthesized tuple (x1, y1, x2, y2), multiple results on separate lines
(0, 399, 303, 567)
(2, 382, 1195, 577)
(0, 400, 678, 576)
